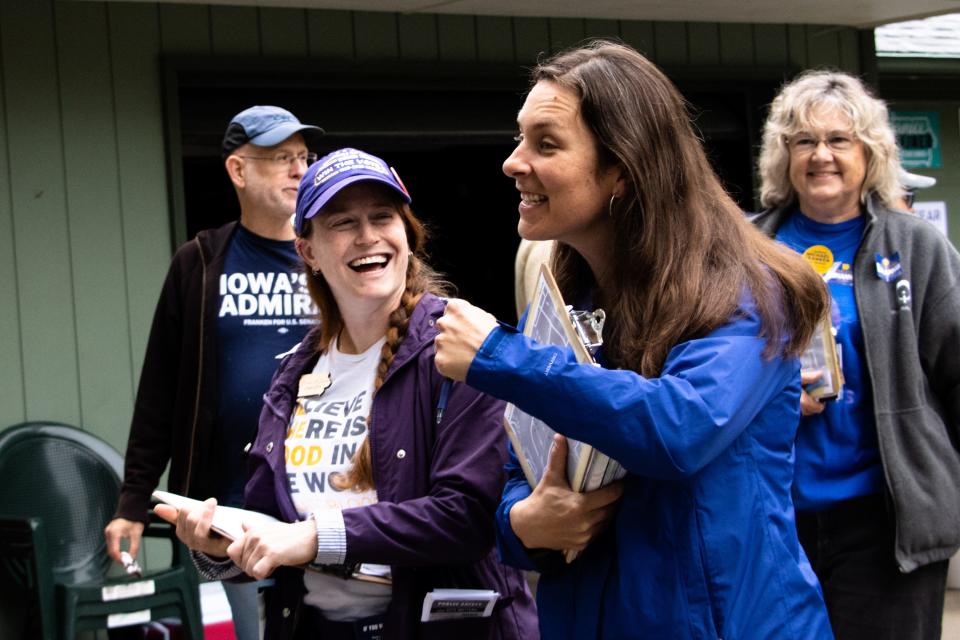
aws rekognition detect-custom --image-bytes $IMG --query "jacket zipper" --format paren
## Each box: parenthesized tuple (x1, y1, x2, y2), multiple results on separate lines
(183, 235, 207, 493)
(852, 209, 905, 572)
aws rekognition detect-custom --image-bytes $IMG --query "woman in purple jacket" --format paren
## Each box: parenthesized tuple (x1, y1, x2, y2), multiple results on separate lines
(156, 148, 538, 640)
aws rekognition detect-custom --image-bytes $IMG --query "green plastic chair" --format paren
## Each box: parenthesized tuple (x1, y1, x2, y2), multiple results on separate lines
(0, 422, 205, 639)
(0, 517, 56, 639)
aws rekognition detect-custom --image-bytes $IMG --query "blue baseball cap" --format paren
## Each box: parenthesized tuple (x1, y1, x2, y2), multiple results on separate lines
(294, 148, 411, 235)
(221, 105, 323, 157)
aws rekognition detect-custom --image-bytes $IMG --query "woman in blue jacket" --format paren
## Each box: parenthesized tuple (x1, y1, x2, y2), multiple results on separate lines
(157, 148, 538, 640)
(435, 41, 833, 639)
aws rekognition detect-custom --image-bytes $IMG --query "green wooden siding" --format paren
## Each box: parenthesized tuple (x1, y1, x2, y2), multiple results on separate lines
(0, 0, 172, 449)
(1, 0, 82, 431)
(437, 14, 477, 62)
(108, 3, 170, 385)
(56, 2, 135, 438)
(0, 15, 24, 429)
(0, 0, 867, 449)
(210, 6, 260, 56)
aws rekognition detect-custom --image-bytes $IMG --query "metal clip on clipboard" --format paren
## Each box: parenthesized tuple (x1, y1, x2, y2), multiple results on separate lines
(566, 306, 606, 357)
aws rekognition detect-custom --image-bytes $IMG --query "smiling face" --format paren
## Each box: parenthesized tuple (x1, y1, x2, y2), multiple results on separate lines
(787, 106, 867, 223)
(502, 81, 622, 258)
(296, 181, 409, 316)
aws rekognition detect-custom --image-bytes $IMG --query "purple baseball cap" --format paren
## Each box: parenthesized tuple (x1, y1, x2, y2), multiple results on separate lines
(294, 148, 411, 235)
(221, 105, 323, 157)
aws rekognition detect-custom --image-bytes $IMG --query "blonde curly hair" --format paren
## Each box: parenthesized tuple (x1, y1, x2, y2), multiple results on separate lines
(758, 70, 903, 210)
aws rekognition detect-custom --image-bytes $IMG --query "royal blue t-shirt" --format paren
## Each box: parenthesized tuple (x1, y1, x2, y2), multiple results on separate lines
(776, 210, 882, 512)
(214, 225, 317, 507)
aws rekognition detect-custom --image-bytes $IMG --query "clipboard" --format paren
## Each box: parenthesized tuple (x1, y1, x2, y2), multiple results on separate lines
(800, 312, 843, 401)
(502, 265, 626, 561)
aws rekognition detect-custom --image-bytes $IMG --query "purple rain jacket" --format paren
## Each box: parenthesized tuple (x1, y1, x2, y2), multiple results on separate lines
(243, 293, 539, 640)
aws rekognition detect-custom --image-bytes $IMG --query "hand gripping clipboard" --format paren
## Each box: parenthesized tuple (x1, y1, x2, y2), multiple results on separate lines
(502, 265, 626, 561)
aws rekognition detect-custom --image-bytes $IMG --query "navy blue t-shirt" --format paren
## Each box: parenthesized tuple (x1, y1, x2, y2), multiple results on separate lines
(214, 225, 317, 507)
(776, 210, 882, 512)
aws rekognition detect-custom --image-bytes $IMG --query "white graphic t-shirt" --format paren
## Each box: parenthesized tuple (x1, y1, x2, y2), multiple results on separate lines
(286, 335, 392, 621)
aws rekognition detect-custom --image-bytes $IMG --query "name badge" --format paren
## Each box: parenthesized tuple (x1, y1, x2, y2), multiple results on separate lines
(298, 372, 331, 398)
(420, 589, 499, 622)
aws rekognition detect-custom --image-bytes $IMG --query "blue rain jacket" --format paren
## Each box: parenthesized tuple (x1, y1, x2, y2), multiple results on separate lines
(469, 298, 833, 639)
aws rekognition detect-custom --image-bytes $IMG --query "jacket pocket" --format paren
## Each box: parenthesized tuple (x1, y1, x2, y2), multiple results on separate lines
(876, 405, 960, 566)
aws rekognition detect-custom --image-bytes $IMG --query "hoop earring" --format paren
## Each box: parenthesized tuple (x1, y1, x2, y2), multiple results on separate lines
(608, 194, 617, 217)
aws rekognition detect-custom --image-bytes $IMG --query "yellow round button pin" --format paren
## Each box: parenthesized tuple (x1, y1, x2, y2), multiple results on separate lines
(802, 245, 834, 275)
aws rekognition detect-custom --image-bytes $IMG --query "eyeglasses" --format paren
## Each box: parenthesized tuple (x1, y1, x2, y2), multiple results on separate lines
(786, 132, 858, 155)
(237, 151, 318, 167)
(903, 189, 916, 209)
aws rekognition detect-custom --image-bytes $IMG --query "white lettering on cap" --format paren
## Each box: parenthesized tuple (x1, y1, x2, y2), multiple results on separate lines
(313, 151, 389, 186)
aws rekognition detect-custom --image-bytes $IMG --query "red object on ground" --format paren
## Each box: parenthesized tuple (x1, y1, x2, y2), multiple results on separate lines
(142, 619, 236, 640)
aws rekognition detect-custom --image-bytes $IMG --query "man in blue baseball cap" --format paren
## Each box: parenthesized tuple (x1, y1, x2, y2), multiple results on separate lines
(222, 105, 324, 236)
(106, 106, 322, 640)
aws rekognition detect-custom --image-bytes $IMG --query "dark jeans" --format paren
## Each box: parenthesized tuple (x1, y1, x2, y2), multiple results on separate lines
(797, 494, 948, 640)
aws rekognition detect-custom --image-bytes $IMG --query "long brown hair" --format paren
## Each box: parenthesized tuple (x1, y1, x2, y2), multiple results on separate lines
(299, 189, 447, 491)
(535, 41, 827, 376)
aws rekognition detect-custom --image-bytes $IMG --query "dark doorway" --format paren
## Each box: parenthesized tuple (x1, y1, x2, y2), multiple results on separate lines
(183, 139, 519, 321)
(177, 71, 525, 321)
(175, 64, 766, 323)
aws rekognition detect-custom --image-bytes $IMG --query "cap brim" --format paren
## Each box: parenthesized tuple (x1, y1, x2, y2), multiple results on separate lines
(299, 174, 412, 232)
(898, 167, 937, 189)
(249, 122, 324, 148)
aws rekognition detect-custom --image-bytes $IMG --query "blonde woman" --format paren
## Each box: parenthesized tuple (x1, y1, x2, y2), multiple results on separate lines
(754, 70, 960, 640)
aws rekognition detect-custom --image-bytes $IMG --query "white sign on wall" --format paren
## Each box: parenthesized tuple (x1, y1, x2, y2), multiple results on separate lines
(913, 201, 948, 237)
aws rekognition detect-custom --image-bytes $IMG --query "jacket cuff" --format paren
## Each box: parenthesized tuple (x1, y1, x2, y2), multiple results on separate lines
(191, 550, 244, 581)
(494, 496, 538, 572)
(467, 325, 514, 386)
(312, 509, 346, 565)
(114, 491, 152, 524)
